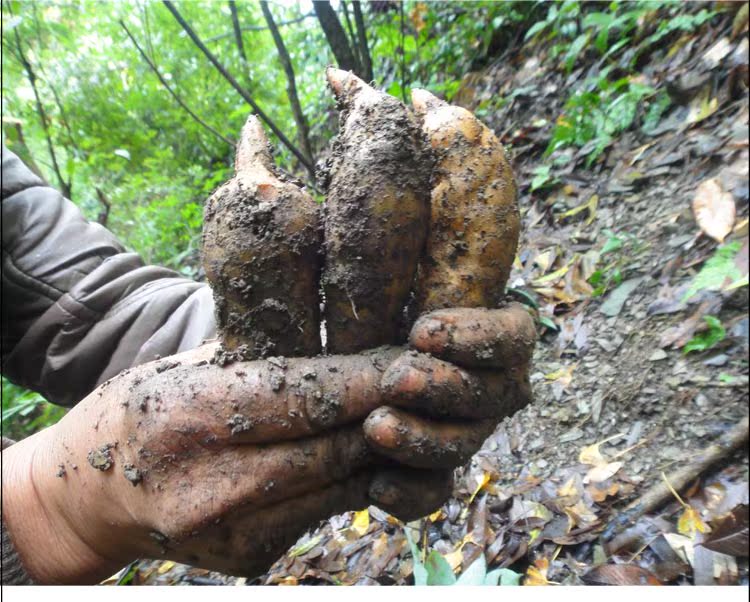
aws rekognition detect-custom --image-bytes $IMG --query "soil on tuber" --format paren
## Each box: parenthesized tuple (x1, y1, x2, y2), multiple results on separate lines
(202, 116, 322, 360)
(320, 68, 432, 354)
(411, 89, 519, 314)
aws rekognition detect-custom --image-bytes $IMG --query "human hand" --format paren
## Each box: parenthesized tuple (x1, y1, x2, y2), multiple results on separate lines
(0, 325, 531, 584)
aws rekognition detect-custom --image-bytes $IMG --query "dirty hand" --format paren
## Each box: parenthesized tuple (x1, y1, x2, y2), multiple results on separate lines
(0, 309, 533, 584)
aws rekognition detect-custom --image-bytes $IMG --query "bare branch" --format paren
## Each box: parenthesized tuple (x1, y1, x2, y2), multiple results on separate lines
(228, 1, 248, 64)
(340, 1, 361, 67)
(205, 13, 313, 43)
(352, 2, 373, 82)
(119, 20, 236, 149)
(162, 0, 314, 174)
(7, 4, 71, 198)
(95, 187, 111, 226)
(313, 1, 361, 75)
(260, 0, 315, 178)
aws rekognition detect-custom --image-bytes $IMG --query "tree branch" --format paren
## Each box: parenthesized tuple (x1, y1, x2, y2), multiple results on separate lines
(313, 1, 361, 75)
(352, 2, 373, 82)
(228, 1, 248, 64)
(340, 1, 361, 67)
(120, 20, 236, 149)
(162, 0, 313, 174)
(205, 13, 313, 43)
(8, 8, 71, 199)
(260, 0, 314, 178)
(95, 187, 111, 226)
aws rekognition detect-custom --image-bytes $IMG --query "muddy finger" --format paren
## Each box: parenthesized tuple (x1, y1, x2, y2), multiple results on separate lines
(410, 303, 536, 369)
(368, 467, 453, 522)
(363, 407, 496, 469)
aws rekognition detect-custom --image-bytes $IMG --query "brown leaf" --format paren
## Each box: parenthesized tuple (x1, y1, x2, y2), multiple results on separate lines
(700, 504, 749, 557)
(692, 178, 736, 242)
(583, 564, 662, 586)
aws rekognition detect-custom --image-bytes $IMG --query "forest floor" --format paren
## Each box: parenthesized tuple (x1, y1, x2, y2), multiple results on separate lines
(118, 8, 749, 587)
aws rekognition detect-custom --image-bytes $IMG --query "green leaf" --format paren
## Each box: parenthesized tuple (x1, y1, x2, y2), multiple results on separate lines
(531, 165, 554, 191)
(684, 316, 726, 354)
(425, 551, 457, 585)
(683, 242, 745, 301)
(601, 232, 624, 255)
(455, 555, 487, 585)
(485, 567, 522, 586)
(524, 21, 548, 41)
(539, 316, 559, 331)
(404, 528, 428, 586)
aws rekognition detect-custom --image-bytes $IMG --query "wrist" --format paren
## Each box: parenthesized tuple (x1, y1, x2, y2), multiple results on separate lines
(1, 425, 128, 584)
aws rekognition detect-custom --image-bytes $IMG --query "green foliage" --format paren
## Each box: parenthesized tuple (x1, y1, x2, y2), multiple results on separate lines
(405, 528, 521, 586)
(683, 242, 747, 302)
(588, 230, 647, 296)
(530, 164, 557, 191)
(547, 72, 654, 164)
(530, 1, 717, 164)
(684, 316, 726, 354)
(2, 377, 65, 440)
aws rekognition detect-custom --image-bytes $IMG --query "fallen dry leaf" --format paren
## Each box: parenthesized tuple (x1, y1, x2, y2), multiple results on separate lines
(692, 178, 736, 242)
(701, 504, 749, 557)
(524, 558, 551, 586)
(583, 564, 662, 585)
(678, 505, 709, 539)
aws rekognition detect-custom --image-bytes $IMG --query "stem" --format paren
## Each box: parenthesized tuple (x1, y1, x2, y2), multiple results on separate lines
(260, 0, 315, 179)
(119, 20, 235, 149)
(162, 0, 313, 174)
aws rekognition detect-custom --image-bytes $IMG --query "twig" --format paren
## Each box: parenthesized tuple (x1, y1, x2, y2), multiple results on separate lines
(205, 13, 313, 43)
(7, 2, 71, 199)
(119, 20, 235, 149)
(340, 1, 361, 66)
(260, 0, 315, 178)
(351, 2, 373, 82)
(228, 1, 248, 65)
(162, 0, 314, 174)
(95, 187, 111, 226)
(605, 415, 749, 555)
(398, 0, 407, 103)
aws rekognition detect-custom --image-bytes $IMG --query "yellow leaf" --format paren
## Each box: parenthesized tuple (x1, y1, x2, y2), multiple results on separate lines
(544, 364, 576, 385)
(578, 433, 625, 465)
(525, 558, 550, 586)
(692, 178, 736, 242)
(534, 250, 554, 272)
(443, 549, 464, 571)
(558, 194, 598, 226)
(157, 560, 175, 574)
(468, 472, 491, 505)
(686, 87, 719, 124)
(584, 461, 623, 485)
(532, 263, 570, 285)
(677, 505, 709, 539)
(279, 576, 299, 586)
(558, 476, 580, 499)
(428, 509, 445, 522)
(528, 528, 542, 545)
(563, 500, 599, 528)
(351, 508, 370, 536)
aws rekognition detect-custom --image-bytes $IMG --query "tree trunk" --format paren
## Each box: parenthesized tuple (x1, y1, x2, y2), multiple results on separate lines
(260, 1, 315, 177)
(352, 2, 373, 82)
(313, 1, 361, 75)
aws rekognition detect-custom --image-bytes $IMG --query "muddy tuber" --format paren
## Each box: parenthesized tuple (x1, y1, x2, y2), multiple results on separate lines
(411, 89, 520, 314)
(320, 68, 433, 354)
(202, 116, 322, 360)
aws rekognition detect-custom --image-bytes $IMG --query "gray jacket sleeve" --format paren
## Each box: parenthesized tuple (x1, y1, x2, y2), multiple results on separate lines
(1, 145, 217, 406)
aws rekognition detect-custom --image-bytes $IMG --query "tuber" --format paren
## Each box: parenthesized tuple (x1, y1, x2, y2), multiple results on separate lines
(411, 89, 519, 314)
(202, 115, 322, 360)
(321, 68, 432, 353)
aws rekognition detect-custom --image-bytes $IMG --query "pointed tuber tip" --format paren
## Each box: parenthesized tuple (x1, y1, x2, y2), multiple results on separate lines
(411, 89, 446, 116)
(326, 67, 365, 103)
(235, 114, 274, 175)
